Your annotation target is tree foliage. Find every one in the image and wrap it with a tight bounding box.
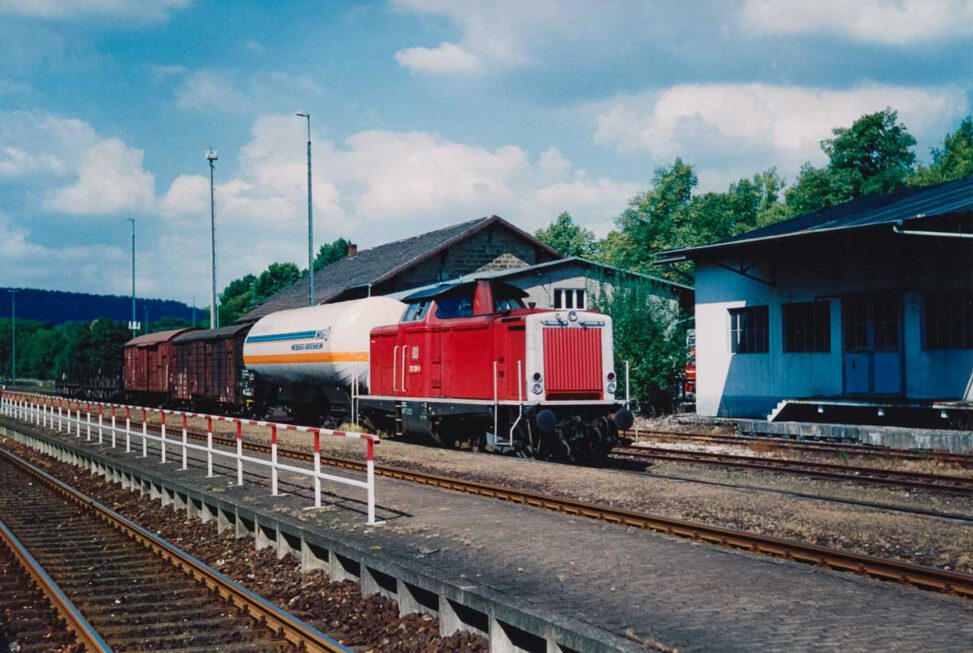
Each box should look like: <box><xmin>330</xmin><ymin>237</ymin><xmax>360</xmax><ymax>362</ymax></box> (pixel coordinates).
<box><xmin>534</xmin><ymin>212</ymin><xmax>596</xmax><ymax>257</ymax></box>
<box><xmin>912</xmin><ymin>117</ymin><xmax>973</xmax><ymax>186</ymax></box>
<box><xmin>0</xmin><ymin>318</ymin><xmax>128</xmax><ymax>383</ymax></box>
<box><xmin>591</xmin><ymin>281</ymin><xmax>686</xmax><ymax>411</ymax></box>
<box><xmin>786</xmin><ymin>108</ymin><xmax>916</xmax><ymax>213</ymax></box>
<box><xmin>314</xmin><ymin>237</ymin><xmax>352</xmax><ymax>271</ymax></box>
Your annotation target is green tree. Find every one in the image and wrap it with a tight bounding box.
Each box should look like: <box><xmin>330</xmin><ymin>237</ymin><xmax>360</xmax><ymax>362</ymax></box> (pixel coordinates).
<box><xmin>786</xmin><ymin>108</ymin><xmax>917</xmax><ymax>214</ymax></box>
<box><xmin>253</xmin><ymin>262</ymin><xmax>301</xmax><ymax>301</ymax></box>
<box><xmin>534</xmin><ymin>212</ymin><xmax>596</xmax><ymax>258</ymax></box>
<box><xmin>911</xmin><ymin>116</ymin><xmax>973</xmax><ymax>186</ymax></box>
<box><xmin>592</xmin><ymin>281</ymin><xmax>687</xmax><ymax>409</ymax></box>
<box><xmin>314</xmin><ymin>237</ymin><xmax>352</xmax><ymax>270</ymax></box>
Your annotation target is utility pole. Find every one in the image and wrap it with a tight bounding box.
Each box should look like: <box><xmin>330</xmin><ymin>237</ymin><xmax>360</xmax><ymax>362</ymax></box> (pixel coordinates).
<box><xmin>126</xmin><ymin>218</ymin><xmax>137</xmax><ymax>338</ymax></box>
<box><xmin>206</xmin><ymin>149</ymin><xmax>219</xmax><ymax>328</ymax></box>
<box><xmin>296</xmin><ymin>112</ymin><xmax>314</xmax><ymax>306</ymax></box>
<box><xmin>8</xmin><ymin>290</ymin><xmax>17</xmax><ymax>384</ymax></box>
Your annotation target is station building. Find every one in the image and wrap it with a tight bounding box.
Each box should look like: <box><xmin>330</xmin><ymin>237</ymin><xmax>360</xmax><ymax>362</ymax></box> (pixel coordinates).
<box><xmin>246</xmin><ymin>215</ymin><xmax>692</xmax><ymax>320</ymax></box>
<box><xmin>659</xmin><ymin>177</ymin><xmax>973</xmax><ymax>427</ymax></box>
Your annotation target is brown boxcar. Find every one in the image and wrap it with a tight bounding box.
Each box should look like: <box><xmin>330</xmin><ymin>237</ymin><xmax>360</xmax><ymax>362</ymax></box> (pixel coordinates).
<box><xmin>172</xmin><ymin>323</ymin><xmax>252</xmax><ymax>408</ymax></box>
<box><xmin>123</xmin><ymin>329</ymin><xmax>194</xmax><ymax>398</ymax></box>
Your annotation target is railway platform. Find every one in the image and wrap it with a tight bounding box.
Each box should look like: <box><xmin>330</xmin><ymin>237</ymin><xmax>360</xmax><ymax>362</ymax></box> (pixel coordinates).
<box><xmin>1</xmin><ymin>413</ymin><xmax>972</xmax><ymax>652</ymax></box>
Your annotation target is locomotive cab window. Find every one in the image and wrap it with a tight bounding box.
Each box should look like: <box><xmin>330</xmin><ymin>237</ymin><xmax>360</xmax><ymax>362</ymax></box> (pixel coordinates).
<box><xmin>494</xmin><ymin>285</ymin><xmax>526</xmax><ymax>313</ymax></box>
<box><xmin>435</xmin><ymin>288</ymin><xmax>475</xmax><ymax>319</ymax></box>
<box><xmin>402</xmin><ymin>300</ymin><xmax>431</xmax><ymax>322</ymax></box>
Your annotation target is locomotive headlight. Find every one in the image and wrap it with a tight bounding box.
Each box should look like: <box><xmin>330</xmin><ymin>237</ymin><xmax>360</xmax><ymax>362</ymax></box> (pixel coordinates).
<box><xmin>568</xmin><ymin>310</ymin><xmax>578</xmax><ymax>322</ymax></box>
<box><xmin>532</xmin><ymin>372</ymin><xmax>542</xmax><ymax>382</ymax></box>
<box><xmin>607</xmin><ymin>381</ymin><xmax>617</xmax><ymax>393</ymax></box>
<box><xmin>607</xmin><ymin>371</ymin><xmax>616</xmax><ymax>382</ymax></box>
<box><xmin>531</xmin><ymin>382</ymin><xmax>544</xmax><ymax>395</ymax></box>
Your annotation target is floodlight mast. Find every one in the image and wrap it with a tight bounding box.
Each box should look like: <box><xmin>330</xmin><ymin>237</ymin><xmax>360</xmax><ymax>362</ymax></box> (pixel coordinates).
<box><xmin>206</xmin><ymin>149</ymin><xmax>219</xmax><ymax>329</ymax></box>
<box><xmin>296</xmin><ymin>112</ymin><xmax>313</xmax><ymax>307</ymax></box>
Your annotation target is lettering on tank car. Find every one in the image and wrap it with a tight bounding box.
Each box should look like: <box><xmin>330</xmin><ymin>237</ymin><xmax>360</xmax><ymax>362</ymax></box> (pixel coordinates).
<box><xmin>290</xmin><ymin>342</ymin><xmax>325</xmax><ymax>351</ymax></box>
<box><xmin>315</xmin><ymin>328</ymin><xmax>332</xmax><ymax>341</ymax></box>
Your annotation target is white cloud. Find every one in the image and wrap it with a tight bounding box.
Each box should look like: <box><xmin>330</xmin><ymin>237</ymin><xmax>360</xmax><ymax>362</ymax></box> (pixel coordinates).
<box><xmin>742</xmin><ymin>0</ymin><xmax>973</xmax><ymax>44</ymax></box>
<box><xmin>391</xmin><ymin>0</ymin><xmax>648</xmax><ymax>73</ymax></box>
<box><xmin>395</xmin><ymin>41</ymin><xmax>481</xmax><ymax>74</ymax></box>
<box><xmin>0</xmin><ymin>0</ymin><xmax>190</xmax><ymax>22</ymax></box>
<box><xmin>593</xmin><ymin>83</ymin><xmax>969</xmax><ymax>189</ymax></box>
<box><xmin>45</xmin><ymin>138</ymin><xmax>155</xmax><ymax>215</ymax></box>
<box><xmin>174</xmin><ymin>69</ymin><xmax>324</xmax><ymax>114</ymax></box>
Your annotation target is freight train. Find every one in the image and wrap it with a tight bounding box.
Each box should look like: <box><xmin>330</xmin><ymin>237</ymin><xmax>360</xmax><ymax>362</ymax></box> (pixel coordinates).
<box><xmin>120</xmin><ymin>278</ymin><xmax>633</xmax><ymax>461</ymax></box>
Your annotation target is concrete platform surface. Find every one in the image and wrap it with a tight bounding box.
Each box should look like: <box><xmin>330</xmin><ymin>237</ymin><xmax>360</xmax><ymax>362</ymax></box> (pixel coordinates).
<box><xmin>3</xmin><ymin>415</ymin><xmax>972</xmax><ymax>652</ymax></box>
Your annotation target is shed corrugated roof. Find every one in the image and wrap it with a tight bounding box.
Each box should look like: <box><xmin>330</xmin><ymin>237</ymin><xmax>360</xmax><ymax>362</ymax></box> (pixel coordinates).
<box><xmin>242</xmin><ymin>215</ymin><xmax>560</xmax><ymax>320</ymax></box>
<box><xmin>125</xmin><ymin>328</ymin><xmax>193</xmax><ymax>347</ymax></box>
<box><xmin>658</xmin><ymin>176</ymin><xmax>973</xmax><ymax>261</ymax></box>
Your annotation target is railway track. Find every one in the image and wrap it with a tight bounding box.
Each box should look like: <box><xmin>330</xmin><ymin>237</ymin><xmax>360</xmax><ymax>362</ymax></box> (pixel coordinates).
<box><xmin>0</xmin><ymin>446</ymin><xmax>349</xmax><ymax>653</ymax></box>
<box><xmin>626</xmin><ymin>429</ymin><xmax>973</xmax><ymax>468</ymax></box>
<box><xmin>612</xmin><ymin>446</ymin><xmax>973</xmax><ymax>494</ymax></box>
<box><xmin>75</xmin><ymin>419</ymin><xmax>973</xmax><ymax>600</ymax></box>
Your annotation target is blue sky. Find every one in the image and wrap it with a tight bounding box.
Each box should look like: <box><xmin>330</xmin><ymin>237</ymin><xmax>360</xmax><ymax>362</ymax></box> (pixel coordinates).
<box><xmin>1</xmin><ymin>0</ymin><xmax>972</xmax><ymax>303</ymax></box>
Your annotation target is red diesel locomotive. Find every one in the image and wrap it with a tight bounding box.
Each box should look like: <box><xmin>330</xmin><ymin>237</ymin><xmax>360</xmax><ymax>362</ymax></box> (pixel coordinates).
<box><xmin>358</xmin><ymin>279</ymin><xmax>633</xmax><ymax>460</ymax></box>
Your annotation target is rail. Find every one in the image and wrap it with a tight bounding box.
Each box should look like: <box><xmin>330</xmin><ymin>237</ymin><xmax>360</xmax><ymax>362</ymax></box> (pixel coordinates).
<box><xmin>0</xmin><ymin>446</ymin><xmax>351</xmax><ymax>653</ymax></box>
<box><xmin>0</xmin><ymin>518</ymin><xmax>109</xmax><ymax>652</ymax></box>
<box><xmin>1</xmin><ymin>390</ymin><xmax>382</xmax><ymax>525</ymax></box>
<box><xmin>613</xmin><ymin>446</ymin><xmax>973</xmax><ymax>494</ymax></box>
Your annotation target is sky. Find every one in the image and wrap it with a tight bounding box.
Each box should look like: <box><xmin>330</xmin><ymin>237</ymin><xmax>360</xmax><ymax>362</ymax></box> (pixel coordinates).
<box><xmin>1</xmin><ymin>0</ymin><xmax>972</xmax><ymax>304</ymax></box>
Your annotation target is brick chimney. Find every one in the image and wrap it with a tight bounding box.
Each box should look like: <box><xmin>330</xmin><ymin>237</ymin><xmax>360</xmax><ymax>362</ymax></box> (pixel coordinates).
<box><xmin>346</xmin><ymin>243</ymin><xmax>358</xmax><ymax>258</ymax></box>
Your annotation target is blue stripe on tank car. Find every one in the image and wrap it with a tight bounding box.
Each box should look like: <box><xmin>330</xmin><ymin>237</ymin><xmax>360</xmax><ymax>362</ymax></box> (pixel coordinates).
<box><xmin>245</xmin><ymin>330</ymin><xmax>318</xmax><ymax>343</ymax></box>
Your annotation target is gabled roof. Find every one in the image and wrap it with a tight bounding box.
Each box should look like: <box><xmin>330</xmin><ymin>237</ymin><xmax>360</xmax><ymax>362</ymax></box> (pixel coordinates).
<box><xmin>173</xmin><ymin>323</ymin><xmax>252</xmax><ymax>344</ymax></box>
<box><xmin>125</xmin><ymin>328</ymin><xmax>193</xmax><ymax>347</ymax></box>
<box><xmin>658</xmin><ymin>176</ymin><xmax>973</xmax><ymax>262</ymax></box>
<box><xmin>242</xmin><ymin>215</ymin><xmax>560</xmax><ymax>320</ymax></box>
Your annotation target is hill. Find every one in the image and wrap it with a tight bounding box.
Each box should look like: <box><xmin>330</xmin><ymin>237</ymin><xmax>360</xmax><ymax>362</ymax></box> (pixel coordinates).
<box><xmin>0</xmin><ymin>287</ymin><xmax>196</xmax><ymax>326</ymax></box>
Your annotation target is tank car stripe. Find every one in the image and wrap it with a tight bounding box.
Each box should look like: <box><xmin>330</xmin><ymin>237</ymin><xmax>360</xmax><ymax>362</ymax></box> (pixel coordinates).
<box><xmin>245</xmin><ymin>330</ymin><xmax>318</xmax><ymax>343</ymax></box>
<box><xmin>243</xmin><ymin>351</ymin><xmax>369</xmax><ymax>364</ymax></box>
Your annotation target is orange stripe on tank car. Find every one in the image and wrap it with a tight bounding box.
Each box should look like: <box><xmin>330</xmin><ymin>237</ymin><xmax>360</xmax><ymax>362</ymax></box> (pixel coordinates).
<box><xmin>243</xmin><ymin>352</ymin><xmax>369</xmax><ymax>365</ymax></box>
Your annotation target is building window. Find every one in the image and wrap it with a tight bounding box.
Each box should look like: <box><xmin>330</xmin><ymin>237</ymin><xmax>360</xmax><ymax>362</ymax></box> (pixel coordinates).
<box><xmin>924</xmin><ymin>291</ymin><xmax>973</xmax><ymax>350</ymax></box>
<box><xmin>554</xmin><ymin>288</ymin><xmax>586</xmax><ymax>310</ymax></box>
<box><xmin>729</xmin><ymin>306</ymin><xmax>768</xmax><ymax>354</ymax></box>
<box><xmin>783</xmin><ymin>301</ymin><xmax>831</xmax><ymax>353</ymax></box>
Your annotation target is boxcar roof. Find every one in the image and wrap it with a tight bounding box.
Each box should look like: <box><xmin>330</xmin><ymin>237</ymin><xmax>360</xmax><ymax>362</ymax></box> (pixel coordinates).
<box><xmin>125</xmin><ymin>328</ymin><xmax>194</xmax><ymax>347</ymax></box>
<box><xmin>172</xmin><ymin>323</ymin><xmax>253</xmax><ymax>344</ymax></box>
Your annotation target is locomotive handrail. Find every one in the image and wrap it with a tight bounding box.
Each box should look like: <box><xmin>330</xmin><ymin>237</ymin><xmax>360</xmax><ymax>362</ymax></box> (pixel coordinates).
<box><xmin>1</xmin><ymin>390</ymin><xmax>382</xmax><ymax>525</ymax></box>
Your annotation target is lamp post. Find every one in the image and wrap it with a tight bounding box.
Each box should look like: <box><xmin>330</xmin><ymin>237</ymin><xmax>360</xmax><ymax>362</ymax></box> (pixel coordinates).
<box><xmin>126</xmin><ymin>218</ymin><xmax>137</xmax><ymax>338</ymax></box>
<box><xmin>206</xmin><ymin>149</ymin><xmax>219</xmax><ymax>328</ymax></box>
<box><xmin>296</xmin><ymin>112</ymin><xmax>313</xmax><ymax>307</ymax></box>
<box><xmin>8</xmin><ymin>290</ymin><xmax>16</xmax><ymax>384</ymax></box>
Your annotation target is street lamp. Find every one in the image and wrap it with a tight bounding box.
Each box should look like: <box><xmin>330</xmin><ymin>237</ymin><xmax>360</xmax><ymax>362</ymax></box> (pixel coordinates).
<box><xmin>296</xmin><ymin>112</ymin><xmax>313</xmax><ymax>307</ymax></box>
<box><xmin>126</xmin><ymin>218</ymin><xmax>137</xmax><ymax>338</ymax></box>
<box><xmin>206</xmin><ymin>148</ymin><xmax>219</xmax><ymax>329</ymax></box>
<box><xmin>8</xmin><ymin>289</ymin><xmax>16</xmax><ymax>384</ymax></box>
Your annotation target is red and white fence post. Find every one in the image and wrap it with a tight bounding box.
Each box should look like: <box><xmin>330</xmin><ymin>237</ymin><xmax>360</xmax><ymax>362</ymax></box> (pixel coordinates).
<box><xmin>181</xmin><ymin>414</ymin><xmax>188</xmax><ymax>471</ymax></box>
<box><xmin>313</xmin><ymin>429</ymin><xmax>322</xmax><ymax>508</ymax></box>
<box><xmin>235</xmin><ymin>420</ymin><xmax>243</xmax><ymax>486</ymax></box>
<box><xmin>85</xmin><ymin>403</ymin><xmax>92</xmax><ymax>441</ymax></box>
<box><xmin>270</xmin><ymin>424</ymin><xmax>279</xmax><ymax>496</ymax></box>
<box><xmin>125</xmin><ymin>407</ymin><xmax>132</xmax><ymax>453</ymax></box>
<box><xmin>366</xmin><ymin>438</ymin><xmax>377</xmax><ymax>525</ymax></box>
<box><xmin>160</xmin><ymin>412</ymin><xmax>167</xmax><ymax>464</ymax></box>
<box><xmin>110</xmin><ymin>406</ymin><xmax>117</xmax><ymax>448</ymax></box>
<box><xmin>206</xmin><ymin>416</ymin><xmax>214</xmax><ymax>477</ymax></box>
<box><xmin>97</xmin><ymin>405</ymin><xmax>104</xmax><ymax>444</ymax></box>
<box><xmin>140</xmin><ymin>408</ymin><xmax>148</xmax><ymax>458</ymax></box>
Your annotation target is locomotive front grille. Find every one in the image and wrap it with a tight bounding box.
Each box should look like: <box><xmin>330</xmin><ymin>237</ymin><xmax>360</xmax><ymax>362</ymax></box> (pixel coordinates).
<box><xmin>542</xmin><ymin>327</ymin><xmax>603</xmax><ymax>398</ymax></box>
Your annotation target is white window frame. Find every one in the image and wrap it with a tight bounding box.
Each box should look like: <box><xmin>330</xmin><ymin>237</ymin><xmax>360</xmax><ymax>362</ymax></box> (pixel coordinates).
<box><xmin>553</xmin><ymin>287</ymin><xmax>586</xmax><ymax>310</ymax></box>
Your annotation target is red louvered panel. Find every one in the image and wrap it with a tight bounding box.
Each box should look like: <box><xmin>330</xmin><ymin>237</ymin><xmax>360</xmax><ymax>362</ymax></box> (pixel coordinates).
<box><xmin>543</xmin><ymin>328</ymin><xmax>602</xmax><ymax>398</ymax></box>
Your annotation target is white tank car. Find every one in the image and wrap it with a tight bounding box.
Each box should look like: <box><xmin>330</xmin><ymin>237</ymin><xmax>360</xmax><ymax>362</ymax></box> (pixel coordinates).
<box><xmin>243</xmin><ymin>297</ymin><xmax>405</xmax><ymax>389</ymax></box>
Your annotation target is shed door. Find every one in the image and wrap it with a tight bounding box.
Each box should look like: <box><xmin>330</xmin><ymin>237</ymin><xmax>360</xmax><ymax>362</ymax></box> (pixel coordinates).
<box><xmin>842</xmin><ymin>295</ymin><xmax>902</xmax><ymax>396</ymax></box>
